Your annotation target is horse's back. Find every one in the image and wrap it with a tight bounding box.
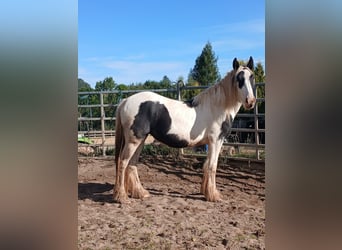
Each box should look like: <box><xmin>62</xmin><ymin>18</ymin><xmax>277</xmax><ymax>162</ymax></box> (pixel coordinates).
<box><xmin>121</xmin><ymin>91</ymin><xmax>180</xmax><ymax>116</ymax></box>
<box><xmin>118</xmin><ymin>91</ymin><xmax>174</xmax><ymax>128</ymax></box>
<box><xmin>126</xmin><ymin>91</ymin><xmax>170</xmax><ymax>104</ymax></box>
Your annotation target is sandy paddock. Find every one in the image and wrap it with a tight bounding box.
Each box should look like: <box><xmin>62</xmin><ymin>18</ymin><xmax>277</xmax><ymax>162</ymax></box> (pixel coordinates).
<box><xmin>78</xmin><ymin>155</ymin><xmax>265</xmax><ymax>249</ymax></box>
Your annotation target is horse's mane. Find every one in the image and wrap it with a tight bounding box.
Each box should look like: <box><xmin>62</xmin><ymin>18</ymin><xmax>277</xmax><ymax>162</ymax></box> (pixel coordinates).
<box><xmin>191</xmin><ymin>70</ymin><xmax>238</xmax><ymax>108</ymax></box>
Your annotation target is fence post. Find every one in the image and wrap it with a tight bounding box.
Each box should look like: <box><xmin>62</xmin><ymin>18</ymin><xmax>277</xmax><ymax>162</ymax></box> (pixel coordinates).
<box><xmin>254</xmin><ymin>91</ymin><xmax>260</xmax><ymax>160</ymax></box>
<box><xmin>176</xmin><ymin>80</ymin><xmax>181</xmax><ymax>101</ymax></box>
<box><xmin>177</xmin><ymin>80</ymin><xmax>184</xmax><ymax>156</ymax></box>
<box><xmin>100</xmin><ymin>92</ymin><xmax>106</xmax><ymax>156</ymax></box>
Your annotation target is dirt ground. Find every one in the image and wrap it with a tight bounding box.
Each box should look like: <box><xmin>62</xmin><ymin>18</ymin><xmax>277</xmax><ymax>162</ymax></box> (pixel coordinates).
<box><xmin>78</xmin><ymin>155</ymin><xmax>265</xmax><ymax>249</ymax></box>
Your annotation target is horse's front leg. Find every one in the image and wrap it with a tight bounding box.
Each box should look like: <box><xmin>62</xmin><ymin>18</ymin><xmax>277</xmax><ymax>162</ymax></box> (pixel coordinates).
<box><xmin>201</xmin><ymin>140</ymin><xmax>224</xmax><ymax>202</ymax></box>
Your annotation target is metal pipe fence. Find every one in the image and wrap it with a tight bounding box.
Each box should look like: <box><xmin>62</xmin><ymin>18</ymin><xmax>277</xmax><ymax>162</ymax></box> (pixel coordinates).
<box><xmin>78</xmin><ymin>82</ymin><xmax>265</xmax><ymax>161</ymax></box>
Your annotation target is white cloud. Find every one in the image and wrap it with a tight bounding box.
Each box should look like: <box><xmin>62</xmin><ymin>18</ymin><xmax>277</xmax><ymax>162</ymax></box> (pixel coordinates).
<box><xmin>79</xmin><ymin>59</ymin><xmax>190</xmax><ymax>85</ymax></box>
<box><xmin>104</xmin><ymin>60</ymin><xmax>181</xmax><ymax>72</ymax></box>
<box><xmin>103</xmin><ymin>60</ymin><xmax>189</xmax><ymax>84</ymax></box>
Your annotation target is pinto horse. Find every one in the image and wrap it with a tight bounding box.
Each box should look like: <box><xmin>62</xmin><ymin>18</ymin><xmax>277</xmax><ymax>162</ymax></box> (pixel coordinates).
<box><xmin>114</xmin><ymin>57</ymin><xmax>256</xmax><ymax>203</ymax></box>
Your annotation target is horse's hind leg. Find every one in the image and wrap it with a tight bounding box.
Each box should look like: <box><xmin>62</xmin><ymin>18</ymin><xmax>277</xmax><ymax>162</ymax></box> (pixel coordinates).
<box><xmin>125</xmin><ymin>140</ymin><xmax>150</xmax><ymax>199</ymax></box>
<box><xmin>128</xmin><ymin>138</ymin><xmax>144</xmax><ymax>166</ymax></box>
<box><xmin>114</xmin><ymin>140</ymin><xmax>142</xmax><ymax>203</ymax></box>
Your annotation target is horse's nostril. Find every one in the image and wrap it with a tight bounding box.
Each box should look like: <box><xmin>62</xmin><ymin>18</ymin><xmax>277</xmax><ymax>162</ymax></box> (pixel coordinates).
<box><xmin>246</xmin><ymin>97</ymin><xmax>256</xmax><ymax>106</ymax></box>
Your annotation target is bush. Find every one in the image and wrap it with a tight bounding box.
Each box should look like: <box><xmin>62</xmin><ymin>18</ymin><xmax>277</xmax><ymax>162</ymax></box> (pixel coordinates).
<box><xmin>141</xmin><ymin>144</ymin><xmax>179</xmax><ymax>157</ymax></box>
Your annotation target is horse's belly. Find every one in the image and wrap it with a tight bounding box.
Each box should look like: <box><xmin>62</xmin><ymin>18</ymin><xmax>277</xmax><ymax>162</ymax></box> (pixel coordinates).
<box><xmin>167</xmin><ymin>110</ymin><xmax>206</xmax><ymax>147</ymax></box>
<box><xmin>151</xmin><ymin>113</ymin><xmax>200</xmax><ymax>148</ymax></box>
<box><xmin>151</xmin><ymin>132</ymin><xmax>189</xmax><ymax>148</ymax></box>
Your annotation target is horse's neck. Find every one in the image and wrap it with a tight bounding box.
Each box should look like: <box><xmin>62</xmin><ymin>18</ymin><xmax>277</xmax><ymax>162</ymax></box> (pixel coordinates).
<box><xmin>193</xmin><ymin>77</ymin><xmax>241</xmax><ymax>120</ymax></box>
<box><xmin>209</xmin><ymin>97</ymin><xmax>241</xmax><ymax>126</ymax></box>
<box><xmin>227</xmin><ymin>102</ymin><xmax>242</xmax><ymax>121</ymax></box>
<box><xmin>216</xmin><ymin>76</ymin><xmax>241</xmax><ymax>120</ymax></box>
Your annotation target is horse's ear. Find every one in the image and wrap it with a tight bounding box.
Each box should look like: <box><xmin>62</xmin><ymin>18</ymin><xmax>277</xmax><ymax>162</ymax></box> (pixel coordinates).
<box><xmin>247</xmin><ymin>56</ymin><xmax>254</xmax><ymax>70</ymax></box>
<box><xmin>233</xmin><ymin>58</ymin><xmax>239</xmax><ymax>70</ymax></box>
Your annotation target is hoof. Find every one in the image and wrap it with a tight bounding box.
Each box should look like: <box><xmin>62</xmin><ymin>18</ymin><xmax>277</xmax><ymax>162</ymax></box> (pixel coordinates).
<box><xmin>131</xmin><ymin>189</ymin><xmax>150</xmax><ymax>199</ymax></box>
<box><xmin>206</xmin><ymin>195</ymin><xmax>222</xmax><ymax>202</ymax></box>
<box><xmin>113</xmin><ymin>190</ymin><xmax>129</xmax><ymax>204</ymax></box>
<box><xmin>204</xmin><ymin>189</ymin><xmax>223</xmax><ymax>202</ymax></box>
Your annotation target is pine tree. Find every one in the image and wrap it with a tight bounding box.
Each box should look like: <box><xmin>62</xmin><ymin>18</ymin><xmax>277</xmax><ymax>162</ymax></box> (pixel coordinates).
<box><xmin>254</xmin><ymin>62</ymin><xmax>265</xmax><ymax>84</ymax></box>
<box><xmin>160</xmin><ymin>75</ymin><xmax>172</xmax><ymax>88</ymax></box>
<box><xmin>190</xmin><ymin>42</ymin><xmax>221</xmax><ymax>86</ymax></box>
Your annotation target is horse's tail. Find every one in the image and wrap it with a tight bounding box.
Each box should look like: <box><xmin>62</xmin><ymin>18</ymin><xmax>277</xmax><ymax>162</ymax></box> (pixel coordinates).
<box><xmin>115</xmin><ymin>99</ymin><xmax>126</xmax><ymax>183</ymax></box>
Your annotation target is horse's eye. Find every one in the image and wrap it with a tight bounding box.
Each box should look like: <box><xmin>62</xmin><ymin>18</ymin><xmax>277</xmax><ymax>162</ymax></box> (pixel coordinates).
<box><xmin>250</xmin><ymin>74</ymin><xmax>254</xmax><ymax>79</ymax></box>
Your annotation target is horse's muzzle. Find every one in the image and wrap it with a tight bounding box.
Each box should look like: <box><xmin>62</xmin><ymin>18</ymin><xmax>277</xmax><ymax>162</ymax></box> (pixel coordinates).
<box><xmin>245</xmin><ymin>97</ymin><xmax>256</xmax><ymax>109</ymax></box>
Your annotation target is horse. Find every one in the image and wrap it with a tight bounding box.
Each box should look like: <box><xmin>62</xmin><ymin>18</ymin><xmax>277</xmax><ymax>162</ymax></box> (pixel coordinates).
<box><xmin>113</xmin><ymin>57</ymin><xmax>256</xmax><ymax>203</ymax></box>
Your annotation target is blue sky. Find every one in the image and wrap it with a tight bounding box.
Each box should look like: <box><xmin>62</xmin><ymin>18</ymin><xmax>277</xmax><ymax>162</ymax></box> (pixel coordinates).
<box><xmin>79</xmin><ymin>1</ymin><xmax>265</xmax><ymax>87</ymax></box>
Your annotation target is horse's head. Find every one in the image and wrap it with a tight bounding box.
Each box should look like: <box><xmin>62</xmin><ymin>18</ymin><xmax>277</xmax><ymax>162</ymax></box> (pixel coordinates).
<box><xmin>232</xmin><ymin>57</ymin><xmax>256</xmax><ymax>110</ymax></box>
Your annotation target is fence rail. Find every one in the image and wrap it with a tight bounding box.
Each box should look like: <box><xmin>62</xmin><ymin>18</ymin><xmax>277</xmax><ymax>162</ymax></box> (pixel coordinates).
<box><xmin>78</xmin><ymin>82</ymin><xmax>265</xmax><ymax>161</ymax></box>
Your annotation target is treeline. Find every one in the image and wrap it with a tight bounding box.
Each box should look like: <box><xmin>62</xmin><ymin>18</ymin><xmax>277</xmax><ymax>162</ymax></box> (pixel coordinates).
<box><xmin>78</xmin><ymin>42</ymin><xmax>265</xmax><ymax>132</ymax></box>
<box><xmin>78</xmin><ymin>76</ymin><xmax>181</xmax><ymax>131</ymax></box>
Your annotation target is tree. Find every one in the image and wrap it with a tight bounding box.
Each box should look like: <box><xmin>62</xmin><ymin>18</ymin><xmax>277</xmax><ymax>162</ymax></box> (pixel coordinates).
<box><xmin>254</xmin><ymin>62</ymin><xmax>265</xmax><ymax>99</ymax></box>
<box><xmin>190</xmin><ymin>42</ymin><xmax>221</xmax><ymax>86</ymax></box>
<box><xmin>183</xmin><ymin>71</ymin><xmax>201</xmax><ymax>100</ymax></box>
<box><xmin>94</xmin><ymin>77</ymin><xmax>117</xmax><ymax>128</ymax></box>
<box><xmin>115</xmin><ymin>84</ymin><xmax>129</xmax><ymax>91</ymax></box>
<box><xmin>160</xmin><ymin>75</ymin><xmax>172</xmax><ymax>88</ymax></box>
<box><xmin>254</xmin><ymin>62</ymin><xmax>265</xmax><ymax>114</ymax></box>
<box><xmin>143</xmin><ymin>80</ymin><xmax>160</xmax><ymax>89</ymax></box>
<box><xmin>142</xmin><ymin>76</ymin><xmax>173</xmax><ymax>90</ymax></box>
<box><xmin>78</xmin><ymin>78</ymin><xmax>93</xmax><ymax>120</ymax></box>
<box><xmin>78</xmin><ymin>78</ymin><xmax>93</xmax><ymax>91</ymax></box>
<box><xmin>95</xmin><ymin>77</ymin><xmax>116</xmax><ymax>91</ymax></box>
<box><xmin>78</xmin><ymin>79</ymin><xmax>94</xmax><ymax>131</ymax></box>
<box><xmin>254</xmin><ymin>62</ymin><xmax>265</xmax><ymax>83</ymax></box>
